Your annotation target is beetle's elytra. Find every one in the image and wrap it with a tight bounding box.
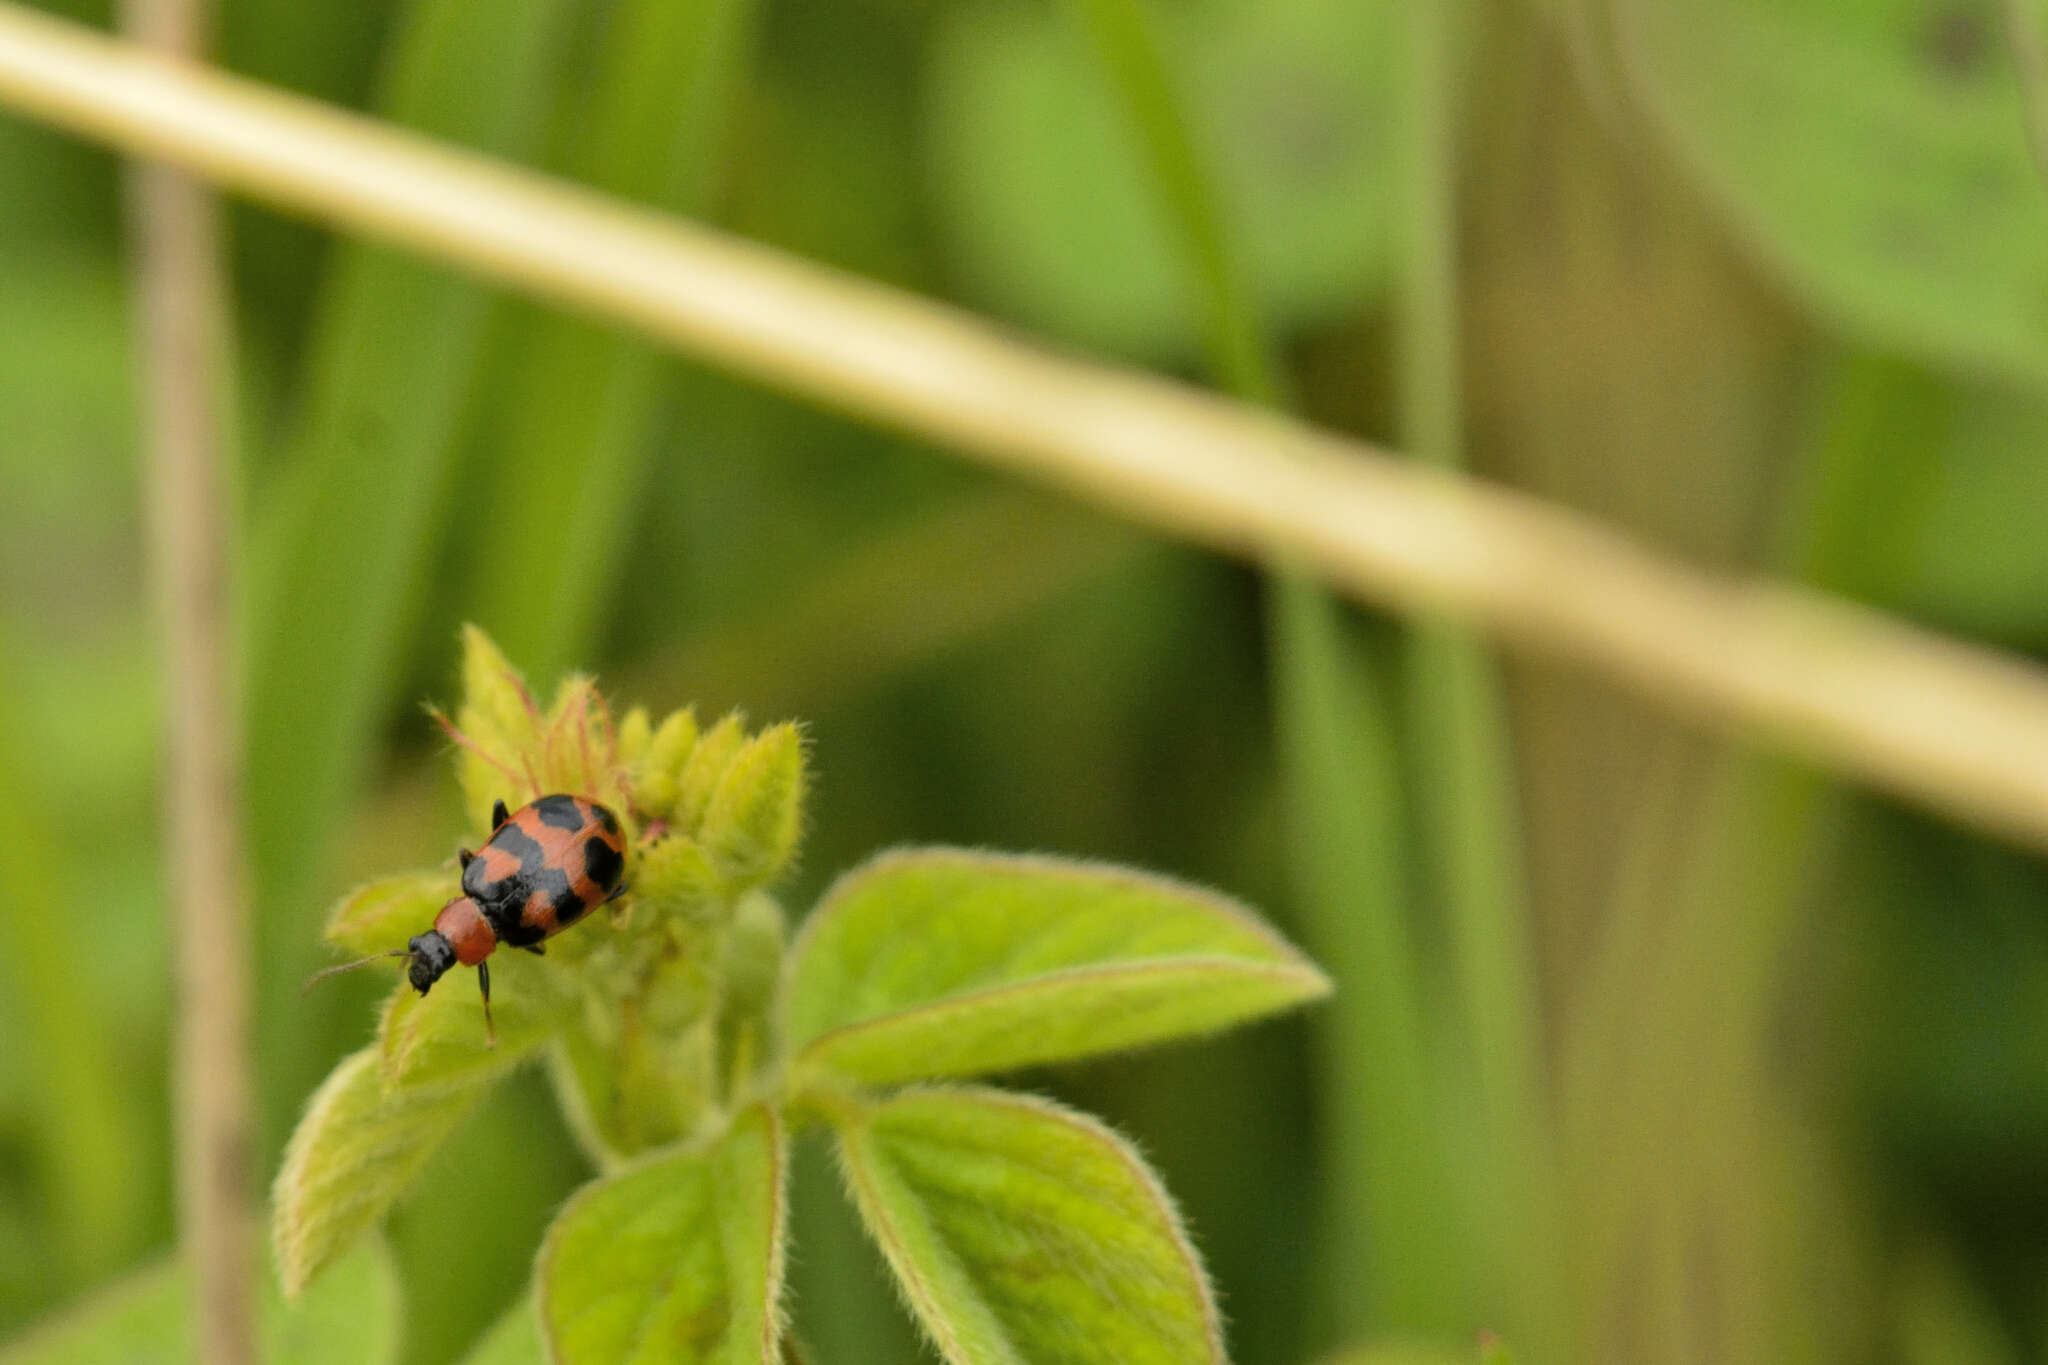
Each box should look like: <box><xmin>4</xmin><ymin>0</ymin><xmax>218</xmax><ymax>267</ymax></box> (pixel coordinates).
<box><xmin>309</xmin><ymin>793</ymin><xmax>628</xmax><ymax>1045</ymax></box>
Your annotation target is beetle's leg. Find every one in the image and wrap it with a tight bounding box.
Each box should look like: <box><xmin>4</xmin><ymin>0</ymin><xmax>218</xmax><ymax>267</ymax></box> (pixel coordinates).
<box><xmin>458</xmin><ymin>847</ymin><xmax>474</xmax><ymax>870</ymax></box>
<box><xmin>523</xmin><ymin>944</ymin><xmax>546</xmax><ymax>956</ymax></box>
<box><xmin>477</xmin><ymin>961</ymin><xmax>497</xmax><ymax>1049</ymax></box>
<box><xmin>491</xmin><ymin>799</ymin><xmax>510</xmax><ymax>831</ymax></box>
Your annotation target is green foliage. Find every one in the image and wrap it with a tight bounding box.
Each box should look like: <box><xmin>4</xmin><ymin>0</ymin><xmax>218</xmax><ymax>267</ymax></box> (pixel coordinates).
<box><xmin>272</xmin><ymin>1047</ymin><xmax>524</xmax><ymax>1298</ymax></box>
<box><xmin>1621</xmin><ymin>0</ymin><xmax>2048</xmax><ymax>382</ymax></box>
<box><xmin>833</xmin><ymin>1086</ymin><xmax>1223</xmax><ymax>1365</ymax></box>
<box><xmin>375</xmin><ymin>951</ymin><xmax>565</xmax><ymax>1088</ymax></box>
<box><xmin>927</xmin><ymin>0</ymin><xmax>1394</xmax><ymax>359</ymax></box>
<box><xmin>0</xmin><ymin>1241</ymin><xmax>398</xmax><ymax>1365</ymax></box>
<box><xmin>537</xmin><ymin>1106</ymin><xmax>786</xmax><ymax>1365</ymax></box>
<box><xmin>783</xmin><ymin>849</ymin><xmax>1328</xmax><ymax>1087</ymax></box>
<box><xmin>324</xmin><ymin>873</ymin><xmax>450</xmax><ymax>957</ymax></box>
<box><xmin>268</xmin><ymin>631</ymin><xmax>1323</xmax><ymax>1362</ymax></box>
<box><xmin>453</xmin><ymin>0</ymin><xmax>761</xmax><ymax>683</ymax></box>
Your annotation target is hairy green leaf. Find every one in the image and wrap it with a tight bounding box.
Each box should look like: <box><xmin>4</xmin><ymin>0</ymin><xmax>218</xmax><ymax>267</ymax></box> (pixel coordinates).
<box><xmin>1619</xmin><ymin>0</ymin><xmax>2048</xmax><ymax>380</ymax></box>
<box><xmin>784</xmin><ymin>849</ymin><xmax>1328</xmax><ymax>1086</ymax></box>
<box><xmin>324</xmin><ymin>871</ymin><xmax>452</xmax><ymax>957</ymax></box>
<box><xmin>449</xmin><ymin>623</ymin><xmax>546</xmax><ymax>835</ymax></box>
<box><xmin>0</xmin><ymin>1240</ymin><xmax>399</xmax><ymax>1365</ymax></box>
<box><xmin>376</xmin><ymin>950</ymin><xmax>562</xmax><ymax>1090</ymax></box>
<box><xmin>273</xmin><ymin>1042</ymin><xmax>530</xmax><ymax>1296</ymax></box>
<box><xmin>547</xmin><ymin>1002</ymin><xmax>717</xmax><ymax>1164</ymax></box>
<box><xmin>834</xmin><ymin>1086</ymin><xmax>1223</xmax><ymax>1365</ymax></box>
<box><xmin>538</xmin><ymin>1105</ymin><xmax>787</xmax><ymax>1365</ymax></box>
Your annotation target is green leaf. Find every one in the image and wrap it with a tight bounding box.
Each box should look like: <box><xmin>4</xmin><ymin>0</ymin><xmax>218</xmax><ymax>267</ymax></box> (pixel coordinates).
<box><xmin>376</xmin><ymin>949</ymin><xmax>563</xmax><ymax>1090</ymax></box>
<box><xmin>784</xmin><ymin>848</ymin><xmax>1328</xmax><ymax>1087</ymax></box>
<box><xmin>273</xmin><ymin>1041</ymin><xmax>530</xmax><ymax>1296</ymax></box>
<box><xmin>1619</xmin><ymin>0</ymin><xmax>2048</xmax><ymax>380</ymax></box>
<box><xmin>927</xmin><ymin>0</ymin><xmax>1394</xmax><ymax>359</ymax></box>
<box><xmin>1895</xmin><ymin>380</ymin><xmax>2048</xmax><ymax>646</ymax></box>
<box><xmin>537</xmin><ymin>1105</ymin><xmax>787</xmax><ymax>1365</ymax></box>
<box><xmin>324</xmin><ymin>871</ymin><xmax>452</xmax><ymax>957</ymax></box>
<box><xmin>547</xmin><ymin>1000</ymin><xmax>717</xmax><ymax>1164</ymax></box>
<box><xmin>0</xmin><ymin>1240</ymin><xmax>399</xmax><ymax>1365</ymax></box>
<box><xmin>833</xmin><ymin>1086</ymin><xmax>1223</xmax><ymax>1365</ymax></box>
<box><xmin>456</xmin><ymin>1298</ymin><xmax>544</xmax><ymax>1365</ymax></box>
<box><xmin>449</xmin><ymin>624</ymin><xmax>545</xmax><ymax>835</ymax></box>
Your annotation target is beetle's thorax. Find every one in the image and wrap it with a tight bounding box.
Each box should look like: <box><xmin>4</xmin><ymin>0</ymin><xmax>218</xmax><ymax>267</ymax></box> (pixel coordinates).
<box><xmin>431</xmin><ymin>895</ymin><xmax>498</xmax><ymax>967</ymax></box>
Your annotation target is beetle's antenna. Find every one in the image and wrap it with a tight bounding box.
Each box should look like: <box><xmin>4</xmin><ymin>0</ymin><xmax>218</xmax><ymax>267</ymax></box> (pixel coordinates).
<box><xmin>301</xmin><ymin>950</ymin><xmax>410</xmax><ymax>994</ymax></box>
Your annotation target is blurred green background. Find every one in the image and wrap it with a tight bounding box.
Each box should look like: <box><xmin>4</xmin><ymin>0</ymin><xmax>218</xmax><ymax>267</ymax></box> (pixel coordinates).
<box><xmin>8</xmin><ymin>0</ymin><xmax>2048</xmax><ymax>1360</ymax></box>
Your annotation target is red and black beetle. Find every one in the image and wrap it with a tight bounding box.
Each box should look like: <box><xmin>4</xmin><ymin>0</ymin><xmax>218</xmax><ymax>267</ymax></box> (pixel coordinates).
<box><xmin>311</xmin><ymin>793</ymin><xmax>628</xmax><ymax>1043</ymax></box>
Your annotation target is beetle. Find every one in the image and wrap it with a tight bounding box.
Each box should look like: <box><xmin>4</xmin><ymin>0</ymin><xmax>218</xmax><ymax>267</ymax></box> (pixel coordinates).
<box><xmin>309</xmin><ymin>793</ymin><xmax>628</xmax><ymax>1044</ymax></box>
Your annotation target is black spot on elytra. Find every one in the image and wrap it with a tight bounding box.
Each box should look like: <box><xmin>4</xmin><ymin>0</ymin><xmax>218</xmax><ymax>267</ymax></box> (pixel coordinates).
<box><xmin>583</xmin><ymin>835</ymin><xmax>624</xmax><ymax>895</ymax></box>
<box><xmin>553</xmin><ymin>882</ymin><xmax>587</xmax><ymax>926</ymax></box>
<box><xmin>534</xmin><ymin>794</ymin><xmax>588</xmax><ymax>831</ymax></box>
<box><xmin>464</xmin><ymin>819</ymin><xmax>543</xmax><ymax>902</ymax></box>
<box><xmin>592</xmin><ymin>803</ymin><xmax>620</xmax><ymax>834</ymax></box>
<box><xmin>494</xmin><ymin>910</ymin><xmax>553</xmax><ymax>947</ymax></box>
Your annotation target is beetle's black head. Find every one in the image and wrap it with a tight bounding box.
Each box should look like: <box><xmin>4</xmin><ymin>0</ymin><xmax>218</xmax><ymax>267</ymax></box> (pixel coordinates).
<box><xmin>406</xmin><ymin>930</ymin><xmax>456</xmax><ymax>993</ymax></box>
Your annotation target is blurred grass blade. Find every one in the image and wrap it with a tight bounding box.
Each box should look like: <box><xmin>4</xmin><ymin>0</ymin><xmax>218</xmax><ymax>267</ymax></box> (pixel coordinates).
<box><xmin>456</xmin><ymin>0</ymin><xmax>760</xmax><ymax>680</ymax></box>
<box><xmin>14</xmin><ymin>7</ymin><xmax>2048</xmax><ymax>850</ymax></box>
<box><xmin>645</xmin><ymin>490</ymin><xmax>1140</xmax><ymax>714</ymax></box>
<box><xmin>0</xmin><ymin>643</ymin><xmax>152</xmax><ymax>1287</ymax></box>
<box><xmin>1271</xmin><ymin>584</ymin><xmax>1465</xmax><ymax>1332</ymax></box>
<box><xmin>1058</xmin><ymin>0</ymin><xmax>1273</xmax><ymax>404</ymax></box>
<box><xmin>1389</xmin><ymin>0</ymin><xmax>1551</xmax><ymax>1345</ymax></box>
<box><xmin>1564</xmin><ymin>352</ymin><xmax>1948</xmax><ymax>1359</ymax></box>
<box><xmin>1063</xmin><ymin>0</ymin><xmax>1462</xmax><ymax>1335</ymax></box>
<box><xmin>242</xmin><ymin>0</ymin><xmax>576</xmax><ymax>1151</ymax></box>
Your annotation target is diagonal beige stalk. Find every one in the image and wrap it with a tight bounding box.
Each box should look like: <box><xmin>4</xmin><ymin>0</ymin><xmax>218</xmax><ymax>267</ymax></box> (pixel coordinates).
<box><xmin>119</xmin><ymin>0</ymin><xmax>251</xmax><ymax>1360</ymax></box>
<box><xmin>10</xmin><ymin>4</ymin><xmax>2048</xmax><ymax>849</ymax></box>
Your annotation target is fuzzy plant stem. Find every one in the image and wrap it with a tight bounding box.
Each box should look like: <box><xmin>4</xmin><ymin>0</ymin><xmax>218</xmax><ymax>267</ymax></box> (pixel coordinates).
<box><xmin>121</xmin><ymin>0</ymin><xmax>252</xmax><ymax>1359</ymax></box>
<box><xmin>11</xmin><ymin>6</ymin><xmax>2048</xmax><ymax>850</ymax></box>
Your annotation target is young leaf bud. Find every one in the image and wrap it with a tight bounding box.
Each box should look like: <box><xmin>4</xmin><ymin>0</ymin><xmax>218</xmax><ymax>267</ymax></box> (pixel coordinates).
<box><xmin>701</xmin><ymin>723</ymin><xmax>807</xmax><ymax>891</ymax></box>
